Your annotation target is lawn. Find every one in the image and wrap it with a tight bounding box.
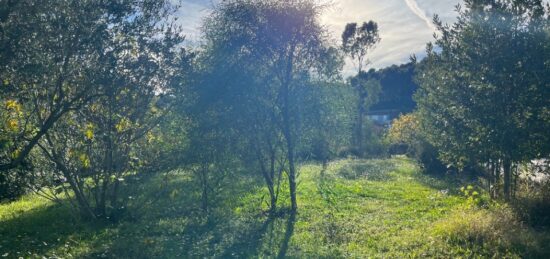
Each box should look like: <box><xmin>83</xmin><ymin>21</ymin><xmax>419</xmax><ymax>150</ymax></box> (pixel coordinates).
<box><xmin>1</xmin><ymin>157</ymin><xmax>549</xmax><ymax>258</ymax></box>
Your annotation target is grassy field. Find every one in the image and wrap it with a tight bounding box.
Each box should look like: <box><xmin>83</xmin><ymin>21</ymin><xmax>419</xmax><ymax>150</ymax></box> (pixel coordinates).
<box><xmin>1</xmin><ymin>157</ymin><xmax>549</xmax><ymax>258</ymax></box>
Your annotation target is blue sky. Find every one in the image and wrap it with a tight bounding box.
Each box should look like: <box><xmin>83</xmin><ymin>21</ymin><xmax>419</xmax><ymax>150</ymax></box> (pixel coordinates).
<box><xmin>175</xmin><ymin>0</ymin><xmax>462</xmax><ymax>75</ymax></box>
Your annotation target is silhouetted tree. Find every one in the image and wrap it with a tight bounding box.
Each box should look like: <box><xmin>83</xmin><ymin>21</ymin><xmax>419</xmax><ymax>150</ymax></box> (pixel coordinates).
<box><xmin>342</xmin><ymin>21</ymin><xmax>381</xmax><ymax>157</ymax></box>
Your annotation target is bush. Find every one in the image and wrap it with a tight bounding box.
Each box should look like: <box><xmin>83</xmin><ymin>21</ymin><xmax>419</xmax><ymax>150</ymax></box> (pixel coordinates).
<box><xmin>0</xmin><ymin>170</ymin><xmax>27</xmax><ymax>202</ymax></box>
<box><xmin>362</xmin><ymin>120</ymin><xmax>387</xmax><ymax>158</ymax></box>
<box><xmin>433</xmin><ymin>205</ymin><xmax>547</xmax><ymax>257</ymax></box>
<box><xmin>386</xmin><ymin>113</ymin><xmax>445</xmax><ymax>173</ymax></box>
<box><xmin>514</xmin><ymin>169</ymin><xmax>550</xmax><ymax>227</ymax></box>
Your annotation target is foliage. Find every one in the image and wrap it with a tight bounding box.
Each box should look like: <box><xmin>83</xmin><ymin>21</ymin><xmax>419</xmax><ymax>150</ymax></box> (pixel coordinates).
<box><xmin>195</xmin><ymin>0</ymin><xmax>343</xmax><ymax>212</ymax></box>
<box><xmin>387</xmin><ymin>113</ymin><xmax>420</xmax><ymax>146</ymax></box>
<box><xmin>415</xmin><ymin>0</ymin><xmax>550</xmax><ymax>199</ymax></box>
<box><xmin>367</xmin><ymin>62</ymin><xmax>418</xmax><ymax>113</ymax></box>
<box><xmin>432</xmin><ymin>205</ymin><xmax>548</xmax><ymax>258</ymax></box>
<box><xmin>387</xmin><ymin>113</ymin><xmax>445</xmax><ymax>172</ymax></box>
<box><xmin>341</xmin><ymin>20</ymin><xmax>381</xmax><ymax>158</ymax></box>
<box><xmin>342</xmin><ymin>21</ymin><xmax>381</xmax><ymax>73</ymax></box>
<box><xmin>0</xmin><ymin>0</ymin><xmax>189</xmax><ymax>219</ymax></box>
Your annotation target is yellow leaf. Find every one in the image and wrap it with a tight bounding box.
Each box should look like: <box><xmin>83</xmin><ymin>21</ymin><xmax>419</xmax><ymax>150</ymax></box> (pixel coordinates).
<box><xmin>5</xmin><ymin>100</ymin><xmax>21</xmax><ymax>113</ymax></box>
<box><xmin>84</xmin><ymin>124</ymin><xmax>94</xmax><ymax>140</ymax></box>
<box><xmin>146</xmin><ymin>132</ymin><xmax>156</xmax><ymax>143</ymax></box>
<box><xmin>7</xmin><ymin>119</ymin><xmax>18</xmax><ymax>131</ymax></box>
<box><xmin>116</xmin><ymin>118</ymin><xmax>131</xmax><ymax>133</ymax></box>
<box><xmin>79</xmin><ymin>153</ymin><xmax>91</xmax><ymax>169</ymax></box>
<box><xmin>11</xmin><ymin>149</ymin><xmax>20</xmax><ymax>159</ymax></box>
<box><xmin>85</xmin><ymin>129</ymin><xmax>94</xmax><ymax>140</ymax></box>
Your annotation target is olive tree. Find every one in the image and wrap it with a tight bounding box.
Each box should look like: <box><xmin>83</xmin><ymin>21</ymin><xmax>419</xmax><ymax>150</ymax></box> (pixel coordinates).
<box><xmin>416</xmin><ymin>0</ymin><xmax>550</xmax><ymax>200</ymax></box>
<box><xmin>0</xmin><ymin>0</ymin><xmax>188</xmax><ymax>219</ymax></box>
<box><xmin>199</xmin><ymin>0</ymin><xmax>342</xmax><ymax>212</ymax></box>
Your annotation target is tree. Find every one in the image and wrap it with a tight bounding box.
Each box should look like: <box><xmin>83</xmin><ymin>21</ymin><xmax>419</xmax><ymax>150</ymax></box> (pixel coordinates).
<box><xmin>0</xmin><ymin>1</ymin><xmax>183</xmax><ymax>171</ymax></box>
<box><xmin>415</xmin><ymin>0</ymin><xmax>550</xmax><ymax>200</ymax></box>
<box><xmin>341</xmin><ymin>21</ymin><xmax>381</xmax><ymax>157</ymax></box>
<box><xmin>0</xmin><ymin>0</ymin><xmax>188</xmax><ymax>219</ymax></box>
<box><xmin>342</xmin><ymin>21</ymin><xmax>381</xmax><ymax>73</ymax></box>
<box><xmin>369</xmin><ymin>62</ymin><xmax>417</xmax><ymax>114</ymax></box>
<box><xmin>199</xmin><ymin>0</ymin><xmax>342</xmax><ymax>212</ymax></box>
<box><xmin>386</xmin><ymin>113</ymin><xmax>445</xmax><ymax>172</ymax></box>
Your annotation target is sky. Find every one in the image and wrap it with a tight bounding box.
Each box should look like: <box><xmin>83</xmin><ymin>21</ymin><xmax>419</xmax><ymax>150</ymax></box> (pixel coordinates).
<box><xmin>175</xmin><ymin>0</ymin><xmax>463</xmax><ymax>75</ymax></box>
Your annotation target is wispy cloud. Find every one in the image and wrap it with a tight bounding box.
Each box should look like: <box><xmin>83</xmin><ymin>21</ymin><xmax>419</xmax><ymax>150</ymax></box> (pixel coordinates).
<box><xmin>321</xmin><ymin>0</ymin><xmax>461</xmax><ymax>75</ymax></box>
<box><xmin>175</xmin><ymin>0</ymin><xmax>461</xmax><ymax>74</ymax></box>
<box><xmin>403</xmin><ymin>0</ymin><xmax>438</xmax><ymax>32</ymax></box>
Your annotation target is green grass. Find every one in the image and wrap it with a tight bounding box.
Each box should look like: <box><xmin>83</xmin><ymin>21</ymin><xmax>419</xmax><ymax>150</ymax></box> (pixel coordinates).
<box><xmin>1</xmin><ymin>157</ymin><xmax>549</xmax><ymax>258</ymax></box>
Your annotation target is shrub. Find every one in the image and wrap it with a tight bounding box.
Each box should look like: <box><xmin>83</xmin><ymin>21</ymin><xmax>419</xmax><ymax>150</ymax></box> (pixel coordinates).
<box><xmin>433</xmin><ymin>205</ymin><xmax>547</xmax><ymax>257</ymax></box>
<box><xmin>0</xmin><ymin>170</ymin><xmax>27</xmax><ymax>202</ymax></box>
<box><xmin>386</xmin><ymin>113</ymin><xmax>445</xmax><ymax>173</ymax></box>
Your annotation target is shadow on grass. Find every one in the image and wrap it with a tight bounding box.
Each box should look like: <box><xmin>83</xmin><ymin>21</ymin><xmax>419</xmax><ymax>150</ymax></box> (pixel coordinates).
<box><xmin>0</xmin><ymin>202</ymin><xmax>108</xmax><ymax>257</ymax></box>
<box><xmin>215</xmin><ymin>211</ymin><xmax>297</xmax><ymax>259</ymax></box>
<box><xmin>409</xmin><ymin>166</ymin><xmax>480</xmax><ymax>197</ymax></box>
<box><xmin>74</xmin><ymin>169</ymin><xmax>298</xmax><ymax>258</ymax></box>
<box><xmin>3</xmin><ymin>166</ymin><xmax>306</xmax><ymax>258</ymax></box>
<box><xmin>277</xmin><ymin>212</ymin><xmax>296</xmax><ymax>259</ymax></box>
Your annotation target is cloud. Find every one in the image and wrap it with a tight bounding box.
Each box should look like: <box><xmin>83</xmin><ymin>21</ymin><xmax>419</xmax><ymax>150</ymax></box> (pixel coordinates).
<box><xmin>175</xmin><ymin>0</ymin><xmax>462</xmax><ymax>75</ymax></box>
<box><xmin>322</xmin><ymin>0</ymin><xmax>461</xmax><ymax>76</ymax></box>
<box><xmin>172</xmin><ymin>1</ymin><xmax>218</xmax><ymax>45</ymax></box>
<box><xmin>404</xmin><ymin>0</ymin><xmax>438</xmax><ymax>32</ymax></box>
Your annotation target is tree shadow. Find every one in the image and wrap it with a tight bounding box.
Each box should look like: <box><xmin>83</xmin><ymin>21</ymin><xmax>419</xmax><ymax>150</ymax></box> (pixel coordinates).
<box><xmin>412</xmin><ymin>170</ymin><xmax>476</xmax><ymax>197</ymax></box>
<box><xmin>216</xmin><ymin>214</ymin><xmax>277</xmax><ymax>258</ymax></box>
<box><xmin>214</xmin><ymin>210</ymin><xmax>297</xmax><ymax>259</ymax></box>
<box><xmin>0</xmin><ymin>202</ymin><xmax>109</xmax><ymax>257</ymax></box>
<box><xmin>277</xmin><ymin>211</ymin><xmax>296</xmax><ymax>259</ymax></box>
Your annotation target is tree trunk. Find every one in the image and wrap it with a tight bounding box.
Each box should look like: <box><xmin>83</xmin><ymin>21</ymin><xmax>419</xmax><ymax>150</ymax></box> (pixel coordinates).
<box><xmin>258</xmin><ymin>155</ymin><xmax>277</xmax><ymax>212</ymax></box>
<box><xmin>59</xmin><ymin>165</ymin><xmax>96</xmax><ymax>219</ymax></box>
<box><xmin>287</xmin><ymin>150</ymin><xmax>297</xmax><ymax>212</ymax></box>
<box><xmin>503</xmin><ymin>158</ymin><xmax>512</xmax><ymax>201</ymax></box>
<box><xmin>280</xmin><ymin>45</ymin><xmax>297</xmax><ymax>212</ymax></box>
<box><xmin>200</xmin><ymin>165</ymin><xmax>209</xmax><ymax>214</ymax></box>
<box><xmin>269</xmin><ymin>147</ymin><xmax>277</xmax><ymax>212</ymax></box>
<box><xmin>356</xmin><ymin>91</ymin><xmax>365</xmax><ymax>157</ymax></box>
<box><xmin>282</xmin><ymin>88</ymin><xmax>297</xmax><ymax>212</ymax></box>
<box><xmin>489</xmin><ymin>161</ymin><xmax>498</xmax><ymax>199</ymax></box>
<box><xmin>111</xmin><ymin>178</ymin><xmax>120</xmax><ymax>210</ymax></box>
<box><xmin>268</xmin><ymin>181</ymin><xmax>277</xmax><ymax>212</ymax></box>
<box><xmin>98</xmin><ymin>178</ymin><xmax>108</xmax><ymax>218</ymax></box>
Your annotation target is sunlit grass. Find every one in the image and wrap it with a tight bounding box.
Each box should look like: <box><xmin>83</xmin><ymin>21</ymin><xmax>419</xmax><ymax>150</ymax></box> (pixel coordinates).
<box><xmin>1</xmin><ymin>158</ymin><xmax>549</xmax><ymax>258</ymax></box>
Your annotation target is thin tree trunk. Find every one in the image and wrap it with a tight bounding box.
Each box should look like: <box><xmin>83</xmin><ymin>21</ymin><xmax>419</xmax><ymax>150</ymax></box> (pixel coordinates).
<box><xmin>356</xmin><ymin>91</ymin><xmax>365</xmax><ymax>157</ymax></box>
<box><xmin>269</xmin><ymin>147</ymin><xmax>277</xmax><ymax>212</ymax></box>
<box><xmin>282</xmin><ymin>87</ymin><xmax>297</xmax><ymax>212</ymax></box>
<box><xmin>44</xmin><ymin>135</ymin><xmax>96</xmax><ymax>219</ymax></box>
<box><xmin>257</xmin><ymin>152</ymin><xmax>277</xmax><ymax>212</ymax></box>
<box><xmin>111</xmin><ymin>178</ymin><xmax>120</xmax><ymax>210</ymax></box>
<box><xmin>503</xmin><ymin>158</ymin><xmax>512</xmax><ymax>201</ymax></box>
<box><xmin>99</xmin><ymin>90</ymin><xmax>115</xmax><ymax>218</ymax></box>
<box><xmin>200</xmin><ymin>165</ymin><xmax>209</xmax><ymax>214</ymax></box>
<box><xmin>495</xmin><ymin>160</ymin><xmax>501</xmax><ymax>199</ymax></box>
<box><xmin>489</xmin><ymin>161</ymin><xmax>498</xmax><ymax>199</ymax></box>
<box><xmin>282</xmin><ymin>116</ymin><xmax>297</xmax><ymax>212</ymax></box>
<box><xmin>59</xmin><ymin>164</ymin><xmax>96</xmax><ymax>219</ymax></box>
